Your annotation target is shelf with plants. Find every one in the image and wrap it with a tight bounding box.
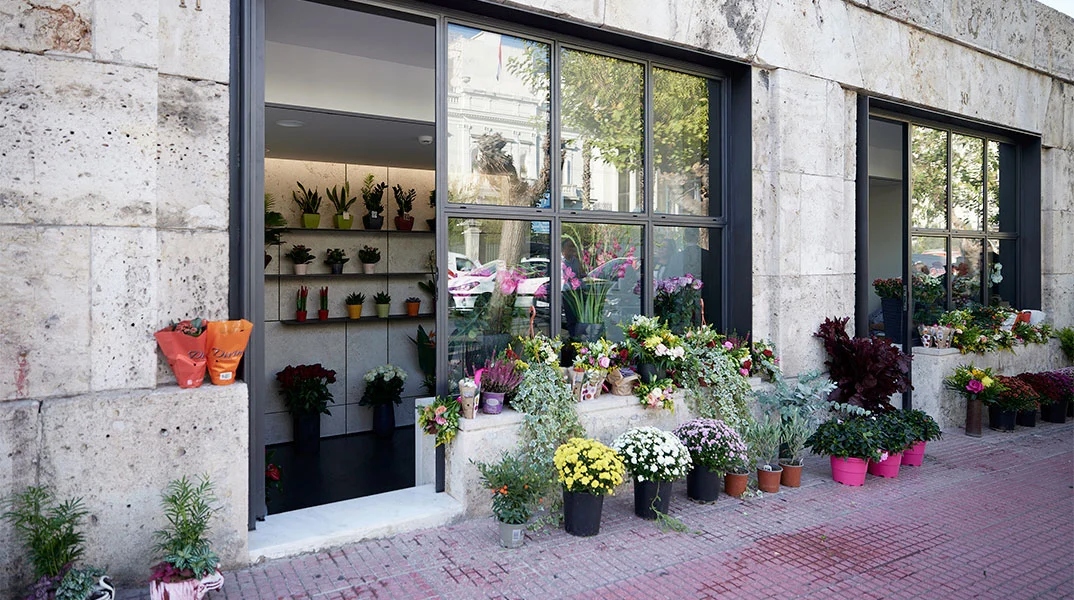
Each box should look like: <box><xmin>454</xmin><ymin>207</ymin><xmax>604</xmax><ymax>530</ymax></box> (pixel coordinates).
<box><xmin>280</xmin><ymin>313</ymin><xmax>435</xmax><ymax>326</ymax></box>
<box><xmin>270</xmin><ymin>227</ymin><xmax>434</xmax><ymax>235</ymax></box>
<box><xmin>266</xmin><ymin>272</ymin><xmax>432</xmax><ymax>280</ymax></box>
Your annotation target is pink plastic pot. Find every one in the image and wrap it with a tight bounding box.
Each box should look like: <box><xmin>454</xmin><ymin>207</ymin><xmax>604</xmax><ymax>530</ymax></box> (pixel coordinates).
<box><xmin>867</xmin><ymin>452</ymin><xmax>904</xmax><ymax>478</ymax></box>
<box><xmin>901</xmin><ymin>441</ymin><xmax>926</xmax><ymax>466</ymax></box>
<box><xmin>830</xmin><ymin>456</ymin><xmax>868</xmax><ymax>486</ymax></box>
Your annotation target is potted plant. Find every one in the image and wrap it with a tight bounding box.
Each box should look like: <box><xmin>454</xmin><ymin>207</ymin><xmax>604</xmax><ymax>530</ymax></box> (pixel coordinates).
<box><xmin>872</xmin><ymin>277</ymin><xmax>905</xmax><ymax>341</ymax></box>
<box><xmin>284</xmin><ymin>244</ymin><xmax>314</xmax><ymax>275</ymax></box>
<box><xmin>867</xmin><ymin>410</ymin><xmax>916</xmax><ymax>478</ymax></box>
<box><xmin>318</xmin><ymin>286</ymin><xmax>329</xmax><ymax>320</ymax></box>
<box><xmin>325</xmin><ymin>181</ymin><xmax>357</xmax><ymax>229</ymax></box>
<box><xmin>2</xmin><ymin>486</ymin><xmax>114</xmax><ymax>600</ymax></box>
<box><xmin>474</xmin><ymin>452</ymin><xmax>544</xmax><ymax>548</ymax></box>
<box><xmin>345</xmin><ymin>292</ymin><xmax>365</xmax><ymax>320</ymax></box>
<box><xmin>804</xmin><ymin>416</ymin><xmax>884</xmax><ymax>486</ymax></box>
<box><xmin>295</xmin><ymin>286</ymin><xmax>309</xmax><ymax>322</ymax></box>
<box><xmin>360</xmin><ymin>365</ymin><xmax>407</xmax><ymax>438</ymax></box>
<box><xmin>149</xmin><ymin>476</ymin><xmax>224</xmax><ymax>600</ymax></box>
<box><xmin>673</xmin><ymin>418</ymin><xmax>748</xmax><ymax>502</ymax></box>
<box><xmin>478</xmin><ymin>358</ymin><xmax>522</xmax><ymax>415</ymax></box>
<box><xmin>404</xmin><ymin>296</ymin><xmax>421</xmax><ymax>317</ymax></box>
<box><xmin>276</xmin><ymin>363</ymin><xmax>337</xmax><ymax>452</ymax></box>
<box><xmin>613</xmin><ymin>427</ymin><xmax>692</xmax><ymax>520</ymax></box>
<box><xmin>815</xmin><ymin>316</ymin><xmax>912</xmax><ymax>413</ymax></box>
<box><xmin>898</xmin><ymin>409</ymin><xmax>941</xmax><ymax>466</ymax></box>
<box><xmin>360</xmin><ymin>174</ymin><xmax>387</xmax><ymax>230</ymax></box>
<box><xmin>264</xmin><ymin>193</ymin><xmax>287</xmax><ymax>267</ymax></box>
<box><xmin>373</xmin><ymin>291</ymin><xmax>391</xmax><ymax>318</ymax></box>
<box><xmin>324</xmin><ymin>248</ymin><xmax>349</xmax><ymax>274</ymax></box>
<box><xmin>426</xmin><ymin>189</ymin><xmax>436</xmax><ymax>231</ymax></box>
<box><xmin>1013</xmin><ymin>373</ymin><xmax>1043</xmax><ymax>427</ymax></box>
<box><xmin>621</xmin><ymin>315</ymin><xmax>686</xmax><ymax>382</ymax></box>
<box><xmin>418</xmin><ymin>278</ymin><xmax>437</xmax><ymax>304</ymax></box>
<box><xmin>358</xmin><ymin>245</ymin><xmax>381</xmax><ymax>274</ymax></box>
<box><xmin>778</xmin><ymin>411</ymin><xmax>811</xmax><ymax>487</ymax></box>
<box><xmin>292</xmin><ymin>181</ymin><xmax>322</xmax><ymax>229</ymax></box>
<box><xmin>392</xmin><ymin>184</ymin><xmax>416</xmax><ymax>231</ymax></box>
<box><xmin>1023</xmin><ymin>371</ymin><xmax>1073</xmax><ymax>423</ymax></box>
<box><xmin>992</xmin><ymin>375</ymin><xmax>1038</xmax><ymax>431</ymax></box>
<box><xmin>554</xmin><ymin>437</ymin><xmax>625</xmax><ymax>537</ymax></box>
<box><xmin>409</xmin><ymin>324</ymin><xmax>436</xmax><ymax>394</ymax></box>
<box><xmin>944</xmin><ymin>364</ymin><xmax>1004</xmax><ymax>437</ymax></box>
<box><xmin>745</xmin><ymin>415</ymin><xmax>782</xmax><ymax>493</ymax></box>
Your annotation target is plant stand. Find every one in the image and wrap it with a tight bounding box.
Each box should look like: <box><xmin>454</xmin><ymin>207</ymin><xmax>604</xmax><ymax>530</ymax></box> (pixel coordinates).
<box><xmin>686</xmin><ymin>466</ymin><xmax>721</xmax><ymax>502</ymax></box>
<box><xmin>633</xmin><ymin>480</ymin><xmax>673</xmax><ymax>520</ymax></box>
<box><xmin>563</xmin><ymin>489</ymin><xmax>604</xmax><ymax>536</ymax></box>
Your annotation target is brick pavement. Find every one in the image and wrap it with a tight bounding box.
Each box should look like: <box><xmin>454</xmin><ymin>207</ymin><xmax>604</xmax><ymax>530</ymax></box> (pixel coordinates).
<box><xmin>122</xmin><ymin>421</ymin><xmax>1073</xmax><ymax>599</ymax></box>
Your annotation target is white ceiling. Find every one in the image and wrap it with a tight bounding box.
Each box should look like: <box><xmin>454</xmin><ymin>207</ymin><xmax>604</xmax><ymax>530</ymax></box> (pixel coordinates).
<box><xmin>265</xmin><ymin>0</ymin><xmax>435</xmax><ymax>168</ymax></box>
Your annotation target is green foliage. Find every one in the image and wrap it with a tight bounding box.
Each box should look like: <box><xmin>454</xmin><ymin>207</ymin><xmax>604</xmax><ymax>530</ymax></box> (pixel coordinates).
<box><xmin>1056</xmin><ymin>326</ymin><xmax>1074</xmax><ymax>362</ymax></box>
<box><xmin>392</xmin><ymin>184</ymin><xmax>416</xmax><ymax>214</ymax></box>
<box><xmin>292</xmin><ymin>181</ymin><xmax>322</xmax><ymax>214</ymax></box>
<box><xmin>474</xmin><ymin>452</ymin><xmax>544</xmax><ymax>524</ymax></box>
<box><xmin>754</xmin><ymin>370</ymin><xmax>836</xmax><ymax>425</ymax></box>
<box><xmin>345</xmin><ymin>292</ymin><xmax>365</xmax><ymax>305</ymax></box>
<box><xmin>874</xmin><ymin>411</ymin><xmax>917</xmax><ymax>452</ymax></box>
<box><xmin>779</xmin><ymin>411</ymin><xmax>812</xmax><ymax>466</ymax></box>
<box><xmin>511</xmin><ymin>364</ymin><xmax>585</xmax><ymax>485</ymax></box>
<box><xmin>285</xmin><ymin>244</ymin><xmax>314</xmax><ymax>265</ymax></box>
<box><xmin>418</xmin><ymin>279</ymin><xmax>437</xmax><ymax>303</ymax></box>
<box><xmin>899</xmin><ymin>409</ymin><xmax>942</xmax><ymax>442</ymax></box>
<box><xmin>745</xmin><ymin>415</ymin><xmax>781</xmax><ymax>470</ymax></box>
<box><xmin>373</xmin><ymin>291</ymin><xmax>391</xmax><ymax>304</ymax></box>
<box><xmin>153</xmin><ymin>476</ymin><xmax>219</xmax><ymax>580</ymax></box>
<box><xmin>324</xmin><ymin>248</ymin><xmax>349</xmax><ymax>265</ymax></box>
<box><xmin>409</xmin><ymin>325</ymin><xmax>436</xmax><ymax>394</ymax></box>
<box><xmin>325</xmin><ymin>181</ymin><xmax>358</xmax><ymax>214</ymax></box>
<box><xmin>360</xmin><ymin>174</ymin><xmax>388</xmax><ymax>213</ymax></box>
<box><xmin>679</xmin><ymin>326</ymin><xmax>753</xmax><ymax>430</ymax></box>
<box><xmin>804</xmin><ymin>416</ymin><xmax>883</xmax><ymax>461</ymax></box>
<box><xmin>55</xmin><ymin>566</ymin><xmax>106</xmax><ymax>600</ymax></box>
<box><xmin>264</xmin><ymin>193</ymin><xmax>287</xmax><ymax>245</ymax></box>
<box><xmin>1</xmin><ymin>487</ymin><xmax>87</xmax><ymax>578</ymax></box>
<box><xmin>358</xmin><ymin>245</ymin><xmax>381</xmax><ymax>264</ymax></box>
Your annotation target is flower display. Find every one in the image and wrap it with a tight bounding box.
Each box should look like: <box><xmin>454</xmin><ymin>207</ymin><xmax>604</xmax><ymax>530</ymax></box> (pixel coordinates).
<box><xmin>653</xmin><ymin>274</ymin><xmax>703</xmax><ymax>333</ymax></box>
<box><xmin>417</xmin><ymin>396</ymin><xmax>461</xmax><ymax>447</ymax></box>
<box><xmin>944</xmin><ymin>364</ymin><xmax>1004</xmax><ymax>405</ymax></box>
<box><xmin>518</xmin><ymin>334</ymin><xmax>563</xmax><ymax>368</ymax></box>
<box><xmin>749</xmin><ymin>339</ymin><xmax>780</xmax><ymax>381</ymax></box>
<box><xmin>572</xmin><ymin>338</ymin><xmax>618</xmax><ymax>371</ymax></box>
<box><xmin>276</xmin><ymin>363</ymin><xmax>337</xmax><ymax>415</ymax></box>
<box><xmin>936</xmin><ymin>306</ymin><xmax>1052</xmax><ymax>354</ymax></box>
<box><xmin>673</xmin><ymin>418</ymin><xmax>749</xmax><ymax>474</ymax></box>
<box><xmin>359</xmin><ymin>364</ymin><xmax>407</xmax><ymax>407</ymax></box>
<box><xmin>636</xmin><ymin>379</ymin><xmax>676</xmax><ymax>411</ymax></box>
<box><xmin>621</xmin><ymin>315</ymin><xmax>685</xmax><ymax>370</ymax></box>
<box><xmin>554</xmin><ymin>437</ymin><xmax>625</xmax><ymax>496</ymax></box>
<box><xmin>872</xmin><ymin>277</ymin><xmax>904</xmax><ymax>299</ymax></box>
<box><xmin>993</xmin><ymin>375</ymin><xmax>1041</xmax><ymax>412</ymax></box>
<box><xmin>1019</xmin><ymin>371</ymin><xmax>1074</xmax><ymax>405</ymax></box>
<box><xmin>561</xmin><ymin>235</ymin><xmax>639</xmax><ymax>324</ymax></box>
<box><xmin>612</xmin><ymin>427</ymin><xmax>693</xmax><ymax>483</ymax></box>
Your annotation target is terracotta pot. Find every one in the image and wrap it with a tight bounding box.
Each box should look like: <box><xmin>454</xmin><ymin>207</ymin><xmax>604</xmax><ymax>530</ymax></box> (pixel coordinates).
<box><xmin>295</xmin><ymin>310</ymin><xmax>307</xmax><ymax>322</ymax></box>
<box><xmin>405</xmin><ymin>301</ymin><xmax>420</xmax><ymax>316</ymax></box>
<box><xmin>757</xmin><ymin>467</ymin><xmax>782</xmax><ymax>493</ymax></box>
<box><xmin>830</xmin><ymin>456</ymin><xmax>867</xmax><ymax>486</ymax></box>
<box><xmin>867</xmin><ymin>452</ymin><xmax>903</xmax><ymax>478</ymax></box>
<box><xmin>901</xmin><ymin>441</ymin><xmax>926</xmax><ymax>466</ymax></box>
<box><xmin>779</xmin><ymin>462</ymin><xmax>803</xmax><ymax>487</ymax></box>
<box><xmin>346</xmin><ymin>304</ymin><xmax>363</xmax><ymax>319</ymax></box>
<box><xmin>724</xmin><ymin>471</ymin><xmax>748</xmax><ymax>497</ymax></box>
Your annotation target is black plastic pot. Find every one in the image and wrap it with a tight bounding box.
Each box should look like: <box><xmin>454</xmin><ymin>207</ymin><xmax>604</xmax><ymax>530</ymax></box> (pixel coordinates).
<box><xmin>686</xmin><ymin>466</ymin><xmax>720</xmax><ymax>503</ymax></box>
<box><xmin>1041</xmin><ymin>400</ymin><xmax>1068</xmax><ymax>424</ymax></box>
<box><xmin>292</xmin><ymin>413</ymin><xmax>320</xmax><ymax>454</ymax></box>
<box><xmin>563</xmin><ymin>489</ymin><xmax>604</xmax><ymax>537</ymax></box>
<box><xmin>988</xmin><ymin>406</ymin><xmax>1017</xmax><ymax>432</ymax></box>
<box><xmin>633</xmin><ymin>480</ymin><xmax>673</xmax><ymax>520</ymax></box>
<box><xmin>1016</xmin><ymin>409</ymin><xmax>1037</xmax><ymax>428</ymax></box>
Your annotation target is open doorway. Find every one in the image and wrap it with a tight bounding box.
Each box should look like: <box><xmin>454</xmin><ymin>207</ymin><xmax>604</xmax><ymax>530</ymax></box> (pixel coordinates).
<box><xmin>261</xmin><ymin>0</ymin><xmax>435</xmax><ymax>515</ymax></box>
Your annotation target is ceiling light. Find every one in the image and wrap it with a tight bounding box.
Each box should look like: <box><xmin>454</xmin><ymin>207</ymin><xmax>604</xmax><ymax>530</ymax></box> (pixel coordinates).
<box><xmin>417</xmin><ymin>135</ymin><xmax>434</xmax><ymax>145</ymax></box>
<box><xmin>275</xmin><ymin>119</ymin><xmax>305</xmax><ymax>128</ymax></box>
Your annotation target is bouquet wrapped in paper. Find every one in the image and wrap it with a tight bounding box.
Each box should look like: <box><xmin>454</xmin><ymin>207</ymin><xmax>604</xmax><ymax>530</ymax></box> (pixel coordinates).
<box><xmin>205</xmin><ymin>319</ymin><xmax>254</xmax><ymax>385</ymax></box>
<box><xmin>155</xmin><ymin>319</ymin><xmax>209</xmax><ymax>388</ymax></box>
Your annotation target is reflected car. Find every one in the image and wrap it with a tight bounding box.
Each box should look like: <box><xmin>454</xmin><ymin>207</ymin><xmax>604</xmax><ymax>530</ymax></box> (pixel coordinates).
<box><xmin>448</xmin><ymin>259</ymin><xmax>551</xmax><ymax>310</ymax></box>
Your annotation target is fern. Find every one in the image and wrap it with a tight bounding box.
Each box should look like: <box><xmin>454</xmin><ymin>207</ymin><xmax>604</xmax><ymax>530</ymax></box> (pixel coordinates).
<box><xmin>1</xmin><ymin>487</ymin><xmax>87</xmax><ymax>578</ymax></box>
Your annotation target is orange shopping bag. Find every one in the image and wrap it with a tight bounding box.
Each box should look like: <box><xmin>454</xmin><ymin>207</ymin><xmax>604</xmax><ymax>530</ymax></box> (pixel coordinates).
<box><xmin>205</xmin><ymin>319</ymin><xmax>253</xmax><ymax>385</ymax></box>
<box><xmin>154</xmin><ymin>319</ymin><xmax>208</xmax><ymax>388</ymax></box>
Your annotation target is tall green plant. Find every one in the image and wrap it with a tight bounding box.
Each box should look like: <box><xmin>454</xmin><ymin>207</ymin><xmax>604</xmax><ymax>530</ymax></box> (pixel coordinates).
<box><xmin>511</xmin><ymin>363</ymin><xmax>585</xmax><ymax>492</ymax></box>
<box><xmin>745</xmin><ymin>415</ymin><xmax>781</xmax><ymax>471</ymax></box>
<box><xmin>152</xmin><ymin>476</ymin><xmax>219</xmax><ymax>580</ymax></box>
<box><xmin>1058</xmin><ymin>326</ymin><xmax>1074</xmax><ymax>363</ymax></box>
<box><xmin>2</xmin><ymin>486</ymin><xmax>87</xmax><ymax>578</ymax></box>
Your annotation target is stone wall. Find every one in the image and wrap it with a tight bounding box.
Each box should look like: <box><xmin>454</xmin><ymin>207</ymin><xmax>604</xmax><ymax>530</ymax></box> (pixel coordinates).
<box><xmin>0</xmin><ymin>0</ymin><xmax>245</xmax><ymax>595</ymax></box>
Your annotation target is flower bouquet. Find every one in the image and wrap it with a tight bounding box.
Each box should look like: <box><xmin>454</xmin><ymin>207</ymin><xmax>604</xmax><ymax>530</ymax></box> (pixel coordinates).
<box><xmin>621</xmin><ymin>315</ymin><xmax>685</xmax><ymax>380</ymax></box>
<box><xmin>749</xmin><ymin>339</ymin><xmax>780</xmax><ymax>381</ymax></box>
<box><xmin>155</xmin><ymin>318</ymin><xmax>208</xmax><ymax>388</ymax></box>
<box><xmin>613</xmin><ymin>426</ymin><xmax>692</xmax><ymax>519</ymax></box>
<box><xmin>518</xmin><ymin>334</ymin><xmax>563</xmax><ymax>368</ymax></box>
<box><xmin>417</xmin><ymin>395</ymin><xmax>461</xmax><ymax>447</ymax></box>
<box><xmin>944</xmin><ymin>364</ymin><xmax>1003</xmax><ymax>437</ymax></box>
<box><xmin>654</xmin><ymin>274</ymin><xmax>703</xmax><ymax>334</ymax></box>
<box><xmin>554</xmin><ymin>437</ymin><xmax>625</xmax><ymax>536</ymax></box>
<box><xmin>360</xmin><ymin>364</ymin><xmax>407</xmax><ymax>407</ymax></box>
<box><xmin>636</xmin><ymin>378</ymin><xmax>676</xmax><ymax>411</ymax></box>
<box><xmin>570</xmin><ymin>338</ymin><xmax>617</xmax><ymax>401</ymax></box>
<box><xmin>276</xmin><ymin>363</ymin><xmax>337</xmax><ymax>416</ymax></box>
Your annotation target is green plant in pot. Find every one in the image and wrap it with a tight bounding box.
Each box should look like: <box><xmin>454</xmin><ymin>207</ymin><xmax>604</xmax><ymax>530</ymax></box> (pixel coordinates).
<box><xmin>284</xmin><ymin>244</ymin><xmax>314</xmax><ymax>275</ymax></box>
<box><xmin>867</xmin><ymin>410</ymin><xmax>917</xmax><ymax>478</ymax></box>
<box><xmin>804</xmin><ymin>414</ymin><xmax>883</xmax><ymax>486</ymax></box>
<box><xmin>276</xmin><ymin>363</ymin><xmax>337</xmax><ymax>451</ymax></box>
<box><xmin>360</xmin><ymin>174</ymin><xmax>387</xmax><ymax>230</ymax></box>
<box><xmin>264</xmin><ymin>193</ymin><xmax>287</xmax><ymax>267</ymax></box>
<box><xmin>373</xmin><ymin>291</ymin><xmax>391</xmax><ymax>318</ymax></box>
<box><xmin>426</xmin><ymin>189</ymin><xmax>436</xmax><ymax>231</ymax></box>
<box><xmin>778</xmin><ymin>411</ymin><xmax>811</xmax><ymax>487</ymax></box>
<box><xmin>292</xmin><ymin>181</ymin><xmax>322</xmax><ymax>229</ymax></box>
<box><xmin>745</xmin><ymin>415</ymin><xmax>782</xmax><ymax>493</ymax></box>
<box><xmin>392</xmin><ymin>184</ymin><xmax>416</xmax><ymax>231</ymax></box>
<box><xmin>896</xmin><ymin>409</ymin><xmax>941</xmax><ymax>466</ymax></box>
<box><xmin>358</xmin><ymin>245</ymin><xmax>381</xmax><ymax>274</ymax></box>
<box><xmin>474</xmin><ymin>452</ymin><xmax>544</xmax><ymax>548</ymax></box>
<box><xmin>324</xmin><ymin>248</ymin><xmax>349</xmax><ymax>275</ymax></box>
<box><xmin>345</xmin><ymin>292</ymin><xmax>365</xmax><ymax>320</ymax></box>
<box><xmin>2</xmin><ymin>486</ymin><xmax>114</xmax><ymax>600</ymax></box>
<box><xmin>360</xmin><ymin>364</ymin><xmax>407</xmax><ymax>438</ymax></box>
<box><xmin>150</xmin><ymin>475</ymin><xmax>224</xmax><ymax>599</ymax></box>
<box><xmin>325</xmin><ymin>181</ymin><xmax>357</xmax><ymax>229</ymax></box>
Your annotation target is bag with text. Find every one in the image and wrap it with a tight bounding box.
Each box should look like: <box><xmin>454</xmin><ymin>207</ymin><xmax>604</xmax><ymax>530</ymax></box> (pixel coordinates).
<box><xmin>205</xmin><ymin>319</ymin><xmax>254</xmax><ymax>385</ymax></box>
<box><xmin>154</xmin><ymin>319</ymin><xmax>208</xmax><ymax>388</ymax></box>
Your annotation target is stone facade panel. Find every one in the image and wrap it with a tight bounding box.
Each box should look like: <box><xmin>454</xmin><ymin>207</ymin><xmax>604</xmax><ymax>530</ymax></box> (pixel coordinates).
<box><xmin>756</xmin><ymin>0</ymin><xmax>863</xmax><ymax>88</ymax></box>
<box><xmin>0</xmin><ymin>227</ymin><xmax>92</xmax><ymax>401</ymax></box>
<box><xmin>1041</xmin><ymin>209</ymin><xmax>1074</xmax><ymax>277</ymax></box>
<box><xmin>157</xmin><ymin>0</ymin><xmax>230</xmax><ymax>83</ymax></box>
<box><xmin>1033</xmin><ymin>4</ymin><xmax>1074</xmax><ymax>82</ymax></box>
<box><xmin>1042</xmin><ymin>273</ymin><xmax>1074</xmax><ymax>326</ymax></box>
<box><xmin>771</xmin><ymin>274</ymin><xmax>856</xmax><ymax>376</ymax></box>
<box><xmin>91</xmin><ymin>227</ymin><xmax>158</xmax><ymax>391</ymax></box>
<box><xmin>1042</xmin><ymin>147</ymin><xmax>1073</xmax><ymax>214</ymax></box>
<box><xmin>93</xmin><ymin>0</ymin><xmax>158</xmax><ymax>67</ymax></box>
<box><xmin>1043</xmin><ymin>81</ymin><xmax>1073</xmax><ymax>151</ymax></box>
<box><xmin>0</xmin><ymin>400</ymin><xmax>41</xmax><ymax>594</ymax></box>
<box><xmin>0</xmin><ymin>1</ymin><xmax>92</xmax><ymax>57</ymax></box>
<box><xmin>157</xmin><ymin>76</ymin><xmax>230</xmax><ymax>230</ymax></box>
<box><xmin>156</xmin><ymin>230</ymin><xmax>231</xmax><ymax>324</ymax></box>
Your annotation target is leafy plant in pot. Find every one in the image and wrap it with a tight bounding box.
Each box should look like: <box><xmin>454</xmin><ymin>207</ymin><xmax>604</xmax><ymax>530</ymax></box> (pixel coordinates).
<box><xmin>360</xmin><ymin>174</ymin><xmax>387</xmax><ymax>230</ymax></box>
<box><xmin>392</xmin><ymin>184</ymin><xmax>416</xmax><ymax>231</ymax></box>
<box><xmin>943</xmin><ymin>364</ymin><xmax>1003</xmax><ymax>437</ymax></box>
<box><xmin>358</xmin><ymin>245</ymin><xmax>381</xmax><ymax>274</ymax></box>
<box><xmin>867</xmin><ymin>411</ymin><xmax>916</xmax><ymax>478</ymax></box>
<box><xmin>479</xmin><ymin>358</ymin><xmax>523</xmax><ymax>414</ymax></box>
<box><xmin>292</xmin><ymin>182</ymin><xmax>322</xmax><ymax>229</ymax></box>
<box><xmin>426</xmin><ymin>189</ymin><xmax>436</xmax><ymax>231</ymax></box>
<box><xmin>373</xmin><ymin>291</ymin><xmax>391</xmax><ymax>318</ymax></box>
<box><xmin>345</xmin><ymin>292</ymin><xmax>365</xmax><ymax>320</ymax></box>
<box><xmin>745</xmin><ymin>415</ymin><xmax>783</xmax><ymax>493</ymax></box>
<box><xmin>673</xmin><ymin>418</ymin><xmax>748</xmax><ymax>502</ymax></box>
<box><xmin>324</xmin><ymin>248</ymin><xmax>349</xmax><ymax>275</ymax></box>
<box><xmin>285</xmin><ymin>244</ymin><xmax>314</xmax><ymax>275</ymax></box>
<box><xmin>325</xmin><ymin>181</ymin><xmax>357</xmax><ymax>229</ymax></box>
<box><xmin>474</xmin><ymin>452</ymin><xmax>544</xmax><ymax>548</ymax></box>
<box><xmin>360</xmin><ymin>364</ymin><xmax>407</xmax><ymax>438</ymax></box>
<box><xmin>778</xmin><ymin>411</ymin><xmax>811</xmax><ymax>487</ymax></box>
<box><xmin>898</xmin><ymin>409</ymin><xmax>941</xmax><ymax>466</ymax></box>
<box><xmin>149</xmin><ymin>476</ymin><xmax>223</xmax><ymax>600</ymax></box>
<box><xmin>872</xmin><ymin>277</ymin><xmax>905</xmax><ymax>341</ymax></box>
<box><xmin>815</xmin><ymin>316</ymin><xmax>912</xmax><ymax>413</ymax></box>
<box><xmin>2</xmin><ymin>486</ymin><xmax>114</xmax><ymax>600</ymax></box>
<box><xmin>276</xmin><ymin>363</ymin><xmax>337</xmax><ymax>452</ymax></box>
<box><xmin>409</xmin><ymin>324</ymin><xmax>436</xmax><ymax>394</ymax></box>
<box><xmin>804</xmin><ymin>414</ymin><xmax>882</xmax><ymax>486</ymax></box>
<box><xmin>264</xmin><ymin>193</ymin><xmax>287</xmax><ymax>267</ymax></box>
<box><xmin>404</xmin><ymin>296</ymin><xmax>421</xmax><ymax>317</ymax></box>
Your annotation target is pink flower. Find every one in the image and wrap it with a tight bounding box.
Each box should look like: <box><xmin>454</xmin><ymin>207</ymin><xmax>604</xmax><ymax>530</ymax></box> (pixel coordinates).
<box><xmin>965</xmin><ymin>380</ymin><xmax>984</xmax><ymax>394</ymax></box>
<box><xmin>598</xmin><ymin>356</ymin><xmax>610</xmax><ymax>369</ymax></box>
<box><xmin>739</xmin><ymin>368</ymin><xmax>749</xmax><ymax>377</ymax></box>
<box><xmin>723</xmin><ymin>341</ymin><xmax>734</xmax><ymax>350</ymax></box>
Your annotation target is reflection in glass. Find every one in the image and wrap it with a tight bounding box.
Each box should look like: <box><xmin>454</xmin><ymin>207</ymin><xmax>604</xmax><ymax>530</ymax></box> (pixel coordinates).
<box><xmin>559</xmin><ymin>49</ymin><xmax>643</xmax><ymax>212</ymax></box>
<box><xmin>447</xmin><ymin>25</ymin><xmax>550</xmax><ymax>207</ymax></box>
<box><xmin>986</xmin><ymin>140</ymin><xmax>1000</xmax><ymax>232</ymax></box>
<box><xmin>992</xmin><ymin>239</ymin><xmax>1016</xmax><ymax>305</ymax></box>
<box><xmin>653</xmin><ymin>226</ymin><xmax>716</xmax><ymax>333</ymax></box>
<box><xmin>654</xmin><ymin>68</ymin><xmax>712</xmax><ymax>216</ymax></box>
<box><xmin>987</xmin><ymin>140</ymin><xmax>1017</xmax><ymax>233</ymax></box>
<box><xmin>446</xmin><ymin>218</ymin><xmax>550</xmax><ymax>387</ymax></box>
<box><xmin>951</xmin><ymin>238</ymin><xmax>982</xmax><ymax>307</ymax></box>
<box><xmin>911</xmin><ymin>125</ymin><xmax>948</xmax><ymax>229</ymax></box>
<box><xmin>561</xmin><ymin>223</ymin><xmax>642</xmax><ymax>341</ymax></box>
<box><xmin>950</xmin><ymin>134</ymin><xmax>983</xmax><ymax>231</ymax></box>
<box><xmin>911</xmin><ymin>236</ymin><xmax>947</xmax><ymax>327</ymax></box>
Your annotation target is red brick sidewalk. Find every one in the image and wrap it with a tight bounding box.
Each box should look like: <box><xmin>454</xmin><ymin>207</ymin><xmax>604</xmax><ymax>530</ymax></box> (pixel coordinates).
<box><xmin>126</xmin><ymin>421</ymin><xmax>1074</xmax><ymax>599</ymax></box>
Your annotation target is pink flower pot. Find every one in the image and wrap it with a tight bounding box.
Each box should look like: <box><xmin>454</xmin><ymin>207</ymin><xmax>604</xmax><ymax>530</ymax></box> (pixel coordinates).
<box><xmin>867</xmin><ymin>452</ymin><xmax>903</xmax><ymax>478</ymax></box>
<box><xmin>830</xmin><ymin>456</ymin><xmax>868</xmax><ymax>486</ymax></box>
<box><xmin>901</xmin><ymin>441</ymin><xmax>926</xmax><ymax>466</ymax></box>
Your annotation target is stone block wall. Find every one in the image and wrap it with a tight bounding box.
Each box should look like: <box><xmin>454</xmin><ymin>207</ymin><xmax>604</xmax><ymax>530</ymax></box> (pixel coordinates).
<box><xmin>0</xmin><ymin>1</ymin><xmax>246</xmax><ymax>595</ymax></box>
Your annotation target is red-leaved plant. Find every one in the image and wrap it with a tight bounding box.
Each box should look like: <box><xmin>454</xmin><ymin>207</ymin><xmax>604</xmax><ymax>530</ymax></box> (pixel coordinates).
<box><xmin>814</xmin><ymin>316</ymin><xmax>912</xmax><ymax>413</ymax></box>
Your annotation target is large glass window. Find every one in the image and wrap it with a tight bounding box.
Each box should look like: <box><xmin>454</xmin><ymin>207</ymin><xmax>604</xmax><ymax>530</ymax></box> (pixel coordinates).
<box><xmin>653</xmin><ymin>68</ymin><xmax>714</xmax><ymax>216</ymax></box>
<box><xmin>560</xmin><ymin>223</ymin><xmax>642</xmax><ymax>339</ymax></box>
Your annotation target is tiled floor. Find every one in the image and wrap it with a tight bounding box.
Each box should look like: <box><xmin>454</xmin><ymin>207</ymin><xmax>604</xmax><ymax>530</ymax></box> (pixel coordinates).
<box><xmin>129</xmin><ymin>420</ymin><xmax>1074</xmax><ymax>599</ymax></box>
